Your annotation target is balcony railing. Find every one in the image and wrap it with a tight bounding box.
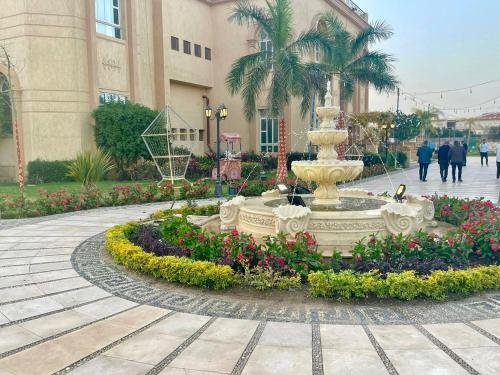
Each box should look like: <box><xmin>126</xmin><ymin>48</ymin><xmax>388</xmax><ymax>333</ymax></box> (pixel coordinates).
<box><xmin>344</xmin><ymin>0</ymin><xmax>367</xmax><ymax>18</ymax></box>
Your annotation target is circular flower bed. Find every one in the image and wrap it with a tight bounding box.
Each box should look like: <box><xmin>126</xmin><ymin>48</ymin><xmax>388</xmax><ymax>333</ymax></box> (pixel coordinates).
<box><xmin>106</xmin><ymin>196</ymin><xmax>500</xmax><ymax>301</ymax></box>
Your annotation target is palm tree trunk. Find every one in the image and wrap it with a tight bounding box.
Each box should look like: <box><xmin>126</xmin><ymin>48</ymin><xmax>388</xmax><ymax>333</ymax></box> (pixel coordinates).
<box><xmin>276</xmin><ymin>118</ymin><xmax>287</xmax><ymax>183</ymax></box>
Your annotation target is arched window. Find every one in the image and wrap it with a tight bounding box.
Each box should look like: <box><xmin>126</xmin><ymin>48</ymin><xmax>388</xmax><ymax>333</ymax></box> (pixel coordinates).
<box><xmin>0</xmin><ymin>73</ymin><xmax>13</xmax><ymax>137</ymax></box>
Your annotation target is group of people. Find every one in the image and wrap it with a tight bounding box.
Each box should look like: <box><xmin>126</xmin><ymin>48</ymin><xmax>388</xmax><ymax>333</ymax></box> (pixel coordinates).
<box><xmin>416</xmin><ymin>139</ymin><xmax>500</xmax><ymax>182</ymax></box>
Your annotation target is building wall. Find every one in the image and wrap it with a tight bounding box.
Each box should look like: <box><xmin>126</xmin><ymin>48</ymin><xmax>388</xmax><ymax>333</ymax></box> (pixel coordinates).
<box><xmin>0</xmin><ymin>0</ymin><xmax>369</xmax><ymax>181</ymax></box>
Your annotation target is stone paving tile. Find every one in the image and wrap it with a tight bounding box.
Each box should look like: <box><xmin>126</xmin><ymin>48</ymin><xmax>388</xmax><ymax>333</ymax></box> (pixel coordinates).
<box><xmin>0</xmin><ymin>284</ymin><xmax>44</xmax><ymax>303</ymax></box>
<box><xmin>0</xmin><ymin>294</ymin><xmax>65</xmax><ymax>321</ymax></box>
<box><xmin>0</xmin><ymin>313</ymin><xmax>9</xmax><ymax>325</ymax></box>
<box><xmin>151</xmin><ymin>312</ymin><xmax>211</xmax><ymax>338</ymax></box>
<box><xmin>322</xmin><ymin>349</ymin><xmax>388</xmax><ymax>375</ymax></box>
<box><xmin>0</xmin><ymin>325</ymin><xmax>42</xmax><ymax>354</ymax></box>
<box><xmin>19</xmin><ymin>309</ymin><xmax>96</xmax><ymax>338</ymax></box>
<box><xmin>49</xmin><ymin>286</ymin><xmax>111</xmax><ymax>308</ymax></box>
<box><xmin>472</xmin><ymin>318</ymin><xmax>500</xmax><ymax>338</ymax></box>
<box><xmin>369</xmin><ymin>325</ymin><xmax>437</xmax><ymax>350</ymax></box>
<box><xmin>29</xmin><ymin>261</ymin><xmax>73</xmax><ymax>273</ymax></box>
<box><xmin>385</xmin><ymin>348</ymin><xmax>469</xmax><ymax>375</ymax></box>
<box><xmin>198</xmin><ymin>317</ymin><xmax>259</xmax><ymax>344</ymax></box>
<box><xmin>242</xmin><ymin>345</ymin><xmax>312</xmax><ymax>375</ymax></box>
<box><xmin>0</xmin><ymin>265</ymin><xmax>29</xmax><ymax>277</ymax></box>
<box><xmin>0</xmin><ymin>305</ymin><xmax>165</xmax><ymax>375</ymax></box>
<box><xmin>320</xmin><ymin>324</ymin><xmax>373</xmax><ymax>350</ymax></box>
<box><xmin>169</xmin><ymin>339</ymin><xmax>247</xmax><ymax>374</ymax></box>
<box><xmin>258</xmin><ymin>321</ymin><xmax>312</xmax><ymax>348</ymax></box>
<box><xmin>423</xmin><ymin>322</ymin><xmax>497</xmax><ymax>348</ymax></box>
<box><xmin>29</xmin><ymin>269</ymin><xmax>80</xmax><ymax>283</ymax></box>
<box><xmin>454</xmin><ymin>346</ymin><xmax>500</xmax><ymax>375</ymax></box>
<box><xmin>73</xmin><ymin>297</ymin><xmax>137</xmax><ymax>319</ymax></box>
<box><xmin>103</xmin><ymin>329</ymin><xmax>184</xmax><ymax>365</ymax></box>
<box><xmin>69</xmin><ymin>355</ymin><xmax>153</xmax><ymax>375</ymax></box>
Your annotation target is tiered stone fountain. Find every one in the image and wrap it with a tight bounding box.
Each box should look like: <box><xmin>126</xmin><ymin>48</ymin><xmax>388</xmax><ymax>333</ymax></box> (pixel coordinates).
<box><xmin>219</xmin><ymin>81</ymin><xmax>436</xmax><ymax>256</ymax></box>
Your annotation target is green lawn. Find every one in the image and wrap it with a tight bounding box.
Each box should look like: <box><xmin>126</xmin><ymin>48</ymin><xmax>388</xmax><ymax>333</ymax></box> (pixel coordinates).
<box><xmin>0</xmin><ymin>180</ymin><xmax>155</xmax><ymax>200</ymax></box>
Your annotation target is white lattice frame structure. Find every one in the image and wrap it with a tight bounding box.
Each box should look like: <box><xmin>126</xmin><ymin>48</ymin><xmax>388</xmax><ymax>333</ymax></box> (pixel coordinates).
<box><xmin>141</xmin><ymin>105</ymin><xmax>195</xmax><ymax>185</ymax></box>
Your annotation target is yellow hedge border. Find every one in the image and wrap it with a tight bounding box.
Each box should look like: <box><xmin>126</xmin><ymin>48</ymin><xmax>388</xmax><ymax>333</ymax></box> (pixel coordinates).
<box><xmin>106</xmin><ymin>223</ymin><xmax>238</xmax><ymax>289</ymax></box>
<box><xmin>308</xmin><ymin>266</ymin><xmax>500</xmax><ymax>300</ymax></box>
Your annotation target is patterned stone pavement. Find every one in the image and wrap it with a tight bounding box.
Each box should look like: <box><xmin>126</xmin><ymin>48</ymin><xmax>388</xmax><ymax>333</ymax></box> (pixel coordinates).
<box><xmin>343</xmin><ymin>156</ymin><xmax>500</xmax><ymax>203</ymax></box>
<box><xmin>0</xmin><ymin>162</ymin><xmax>498</xmax><ymax>374</ymax></box>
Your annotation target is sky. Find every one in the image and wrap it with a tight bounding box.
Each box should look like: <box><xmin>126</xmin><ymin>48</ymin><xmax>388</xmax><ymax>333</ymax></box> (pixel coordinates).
<box><xmin>354</xmin><ymin>0</ymin><xmax>500</xmax><ymax>118</ymax></box>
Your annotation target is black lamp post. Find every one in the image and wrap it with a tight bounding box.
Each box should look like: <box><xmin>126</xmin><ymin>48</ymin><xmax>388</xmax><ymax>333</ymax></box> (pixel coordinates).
<box><xmin>381</xmin><ymin>123</ymin><xmax>395</xmax><ymax>164</ymax></box>
<box><xmin>205</xmin><ymin>104</ymin><xmax>228</xmax><ymax>198</ymax></box>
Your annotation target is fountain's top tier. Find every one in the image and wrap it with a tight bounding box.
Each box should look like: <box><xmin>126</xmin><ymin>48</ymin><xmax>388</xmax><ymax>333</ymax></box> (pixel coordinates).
<box><xmin>316</xmin><ymin>80</ymin><xmax>341</xmax><ymax>130</ymax></box>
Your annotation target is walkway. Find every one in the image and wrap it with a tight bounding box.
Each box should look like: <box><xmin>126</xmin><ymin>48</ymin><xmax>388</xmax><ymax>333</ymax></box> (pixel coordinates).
<box><xmin>346</xmin><ymin>156</ymin><xmax>500</xmax><ymax>203</ymax></box>
<box><xmin>0</xmin><ymin>167</ymin><xmax>498</xmax><ymax>374</ymax></box>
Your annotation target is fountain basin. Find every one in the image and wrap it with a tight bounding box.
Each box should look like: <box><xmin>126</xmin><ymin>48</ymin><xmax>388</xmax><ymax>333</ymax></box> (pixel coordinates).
<box><xmin>220</xmin><ymin>190</ymin><xmax>436</xmax><ymax>257</ymax></box>
<box><xmin>307</xmin><ymin>129</ymin><xmax>348</xmax><ymax>146</ymax></box>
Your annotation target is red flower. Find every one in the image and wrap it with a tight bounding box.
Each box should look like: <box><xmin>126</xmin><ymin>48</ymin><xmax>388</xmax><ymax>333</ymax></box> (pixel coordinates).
<box><xmin>476</xmin><ymin>249</ymin><xmax>482</xmax><ymax>256</ymax></box>
<box><xmin>231</xmin><ymin>229</ymin><xmax>239</xmax><ymax>237</ymax></box>
<box><xmin>354</xmin><ymin>254</ymin><xmax>362</xmax><ymax>263</ymax></box>
<box><xmin>179</xmin><ymin>238</ymin><xmax>185</xmax><ymax>245</ymax></box>
<box><xmin>287</xmin><ymin>240</ymin><xmax>294</xmax><ymax>250</ymax></box>
<box><xmin>408</xmin><ymin>239</ymin><xmax>418</xmax><ymax>249</ymax></box>
<box><xmin>223</xmin><ymin>236</ymin><xmax>231</xmax><ymax>245</ymax></box>
<box><xmin>197</xmin><ymin>234</ymin><xmax>205</xmax><ymax>241</ymax></box>
<box><xmin>368</xmin><ymin>236</ymin><xmax>377</xmax><ymax>244</ymax></box>
<box><xmin>307</xmin><ymin>239</ymin><xmax>316</xmax><ymax>246</ymax></box>
<box><xmin>247</xmin><ymin>241</ymin><xmax>255</xmax><ymax>250</ymax></box>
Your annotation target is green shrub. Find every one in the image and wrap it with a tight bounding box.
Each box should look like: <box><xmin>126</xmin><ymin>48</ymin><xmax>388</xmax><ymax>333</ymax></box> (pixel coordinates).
<box><xmin>66</xmin><ymin>149</ymin><xmax>115</xmax><ymax>192</ymax></box>
<box><xmin>241</xmin><ymin>162</ymin><xmax>263</xmax><ymax>179</ymax></box>
<box><xmin>27</xmin><ymin>160</ymin><xmax>73</xmax><ymax>184</ymax></box>
<box><xmin>93</xmin><ymin>102</ymin><xmax>159</xmax><ymax>176</ymax></box>
<box><xmin>308</xmin><ymin>266</ymin><xmax>500</xmax><ymax>301</ymax></box>
<box><xmin>106</xmin><ymin>224</ymin><xmax>238</xmax><ymax>289</ymax></box>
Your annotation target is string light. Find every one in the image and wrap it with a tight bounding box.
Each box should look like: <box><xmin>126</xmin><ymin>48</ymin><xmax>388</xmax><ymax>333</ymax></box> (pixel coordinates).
<box><xmin>407</xmin><ymin>77</ymin><xmax>500</xmax><ymax>95</ymax></box>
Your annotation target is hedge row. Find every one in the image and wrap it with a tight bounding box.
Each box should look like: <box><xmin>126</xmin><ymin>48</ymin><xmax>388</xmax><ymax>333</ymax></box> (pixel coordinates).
<box><xmin>308</xmin><ymin>266</ymin><xmax>500</xmax><ymax>301</ymax></box>
<box><xmin>106</xmin><ymin>224</ymin><xmax>238</xmax><ymax>289</ymax></box>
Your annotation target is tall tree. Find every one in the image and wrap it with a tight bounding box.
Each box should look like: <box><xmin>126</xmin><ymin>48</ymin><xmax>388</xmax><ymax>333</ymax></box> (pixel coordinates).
<box><xmin>226</xmin><ymin>0</ymin><xmax>329</xmax><ymax>183</ymax></box>
<box><xmin>320</xmin><ymin>12</ymin><xmax>398</xmax><ymax>111</ymax></box>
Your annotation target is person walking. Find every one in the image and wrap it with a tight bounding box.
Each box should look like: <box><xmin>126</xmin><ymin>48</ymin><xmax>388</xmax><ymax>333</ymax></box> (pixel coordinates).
<box><xmin>479</xmin><ymin>139</ymin><xmax>489</xmax><ymax>166</ymax></box>
<box><xmin>449</xmin><ymin>140</ymin><xmax>466</xmax><ymax>182</ymax></box>
<box><xmin>496</xmin><ymin>142</ymin><xmax>500</xmax><ymax>179</ymax></box>
<box><xmin>437</xmin><ymin>141</ymin><xmax>451</xmax><ymax>182</ymax></box>
<box><xmin>417</xmin><ymin>140</ymin><xmax>433</xmax><ymax>182</ymax></box>
<box><xmin>462</xmin><ymin>140</ymin><xmax>468</xmax><ymax>167</ymax></box>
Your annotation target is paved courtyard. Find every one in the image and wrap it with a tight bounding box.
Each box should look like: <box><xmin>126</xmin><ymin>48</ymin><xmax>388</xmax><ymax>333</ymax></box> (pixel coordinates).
<box><xmin>0</xmin><ymin>159</ymin><xmax>499</xmax><ymax>374</ymax></box>
<box><xmin>345</xmin><ymin>156</ymin><xmax>500</xmax><ymax>203</ymax></box>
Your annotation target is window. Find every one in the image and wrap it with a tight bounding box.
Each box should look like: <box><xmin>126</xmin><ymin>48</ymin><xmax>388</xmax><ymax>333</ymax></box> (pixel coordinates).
<box><xmin>171</xmin><ymin>36</ymin><xmax>179</xmax><ymax>51</ymax></box>
<box><xmin>95</xmin><ymin>0</ymin><xmax>122</xmax><ymax>39</ymax></box>
<box><xmin>189</xmin><ymin>129</ymin><xmax>196</xmax><ymax>141</ymax></box>
<box><xmin>198</xmin><ymin>129</ymin><xmax>205</xmax><ymax>141</ymax></box>
<box><xmin>194</xmin><ymin>44</ymin><xmax>202</xmax><ymax>57</ymax></box>
<box><xmin>205</xmin><ymin>47</ymin><xmax>211</xmax><ymax>61</ymax></box>
<box><xmin>260</xmin><ymin>31</ymin><xmax>273</xmax><ymax>68</ymax></box>
<box><xmin>179</xmin><ymin>128</ymin><xmax>187</xmax><ymax>141</ymax></box>
<box><xmin>183</xmin><ymin>41</ymin><xmax>191</xmax><ymax>55</ymax></box>
<box><xmin>99</xmin><ymin>92</ymin><xmax>127</xmax><ymax>105</ymax></box>
<box><xmin>260</xmin><ymin>115</ymin><xmax>279</xmax><ymax>152</ymax></box>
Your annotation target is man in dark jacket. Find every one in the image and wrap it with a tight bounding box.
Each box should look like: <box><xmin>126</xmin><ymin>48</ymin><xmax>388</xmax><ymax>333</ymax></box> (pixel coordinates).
<box><xmin>462</xmin><ymin>140</ymin><xmax>468</xmax><ymax>166</ymax></box>
<box><xmin>448</xmin><ymin>140</ymin><xmax>466</xmax><ymax>182</ymax></box>
<box><xmin>437</xmin><ymin>141</ymin><xmax>451</xmax><ymax>182</ymax></box>
<box><xmin>416</xmin><ymin>140</ymin><xmax>433</xmax><ymax>181</ymax></box>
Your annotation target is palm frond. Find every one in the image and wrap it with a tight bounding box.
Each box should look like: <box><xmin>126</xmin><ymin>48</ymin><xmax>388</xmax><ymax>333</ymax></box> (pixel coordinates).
<box><xmin>241</xmin><ymin>61</ymin><xmax>271</xmax><ymax>121</ymax></box>
<box><xmin>229</xmin><ymin>0</ymin><xmax>273</xmax><ymax>36</ymax></box>
<box><xmin>351</xmin><ymin>20</ymin><xmax>393</xmax><ymax>55</ymax></box>
<box><xmin>226</xmin><ymin>51</ymin><xmax>268</xmax><ymax>95</ymax></box>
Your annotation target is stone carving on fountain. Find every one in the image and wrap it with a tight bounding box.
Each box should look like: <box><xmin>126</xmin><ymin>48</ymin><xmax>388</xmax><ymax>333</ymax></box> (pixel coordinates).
<box><xmin>381</xmin><ymin>203</ymin><xmax>420</xmax><ymax>236</ymax></box>
<box><xmin>407</xmin><ymin>194</ymin><xmax>438</xmax><ymax>227</ymax></box>
<box><xmin>291</xmin><ymin>81</ymin><xmax>364</xmax><ymax>207</ymax></box>
<box><xmin>220</xmin><ymin>196</ymin><xmax>246</xmax><ymax>230</ymax></box>
<box><xmin>273</xmin><ymin>205</ymin><xmax>312</xmax><ymax>237</ymax></box>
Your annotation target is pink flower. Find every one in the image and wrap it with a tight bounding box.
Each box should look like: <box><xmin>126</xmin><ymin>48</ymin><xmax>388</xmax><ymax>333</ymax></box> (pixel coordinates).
<box><xmin>476</xmin><ymin>249</ymin><xmax>482</xmax><ymax>256</ymax></box>
<box><xmin>408</xmin><ymin>239</ymin><xmax>418</xmax><ymax>249</ymax></box>
<box><xmin>447</xmin><ymin>237</ymin><xmax>455</xmax><ymax>246</ymax></box>
<box><xmin>197</xmin><ymin>234</ymin><xmax>205</xmax><ymax>241</ymax></box>
<box><xmin>354</xmin><ymin>254</ymin><xmax>362</xmax><ymax>263</ymax></box>
<box><xmin>287</xmin><ymin>240</ymin><xmax>295</xmax><ymax>250</ymax></box>
<box><xmin>223</xmin><ymin>236</ymin><xmax>231</xmax><ymax>245</ymax></box>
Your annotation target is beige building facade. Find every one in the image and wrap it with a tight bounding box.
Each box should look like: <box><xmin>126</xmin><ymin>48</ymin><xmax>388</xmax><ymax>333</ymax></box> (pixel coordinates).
<box><xmin>0</xmin><ymin>0</ymin><xmax>369</xmax><ymax>181</ymax></box>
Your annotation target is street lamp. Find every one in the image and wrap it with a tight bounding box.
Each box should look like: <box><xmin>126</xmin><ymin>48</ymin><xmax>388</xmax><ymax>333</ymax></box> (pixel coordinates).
<box><xmin>205</xmin><ymin>104</ymin><xmax>228</xmax><ymax>198</ymax></box>
<box><xmin>381</xmin><ymin>123</ymin><xmax>395</xmax><ymax>164</ymax></box>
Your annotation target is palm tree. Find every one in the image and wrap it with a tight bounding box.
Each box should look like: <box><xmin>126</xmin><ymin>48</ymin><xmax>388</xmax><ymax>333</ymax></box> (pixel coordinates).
<box><xmin>226</xmin><ymin>0</ymin><xmax>330</xmax><ymax>183</ymax></box>
<box><xmin>320</xmin><ymin>13</ymin><xmax>398</xmax><ymax>111</ymax></box>
<box><xmin>414</xmin><ymin>107</ymin><xmax>442</xmax><ymax>139</ymax></box>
